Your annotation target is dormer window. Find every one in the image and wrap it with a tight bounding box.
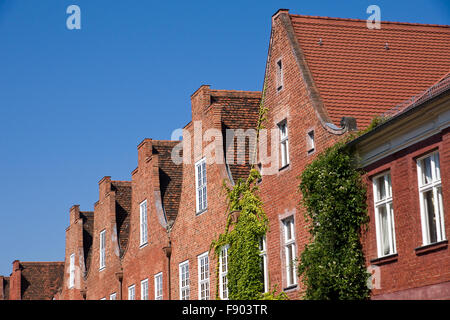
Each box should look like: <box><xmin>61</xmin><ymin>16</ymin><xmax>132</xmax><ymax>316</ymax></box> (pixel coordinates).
<box><xmin>276</xmin><ymin>59</ymin><xmax>283</xmax><ymax>91</ymax></box>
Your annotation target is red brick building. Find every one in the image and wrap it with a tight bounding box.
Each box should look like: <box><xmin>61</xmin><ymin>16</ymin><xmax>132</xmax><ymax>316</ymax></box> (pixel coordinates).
<box><xmin>4</xmin><ymin>260</ymin><xmax>64</xmax><ymax>300</ymax></box>
<box><xmin>351</xmin><ymin>73</ymin><xmax>450</xmax><ymax>299</ymax></box>
<box><xmin>1</xmin><ymin>9</ymin><xmax>449</xmax><ymax>300</ymax></box>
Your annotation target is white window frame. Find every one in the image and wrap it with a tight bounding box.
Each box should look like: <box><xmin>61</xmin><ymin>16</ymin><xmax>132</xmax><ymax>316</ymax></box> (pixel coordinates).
<box><xmin>276</xmin><ymin>58</ymin><xmax>283</xmax><ymax>91</ymax></box>
<box><xmin>417</xmin><ymin>151</ymin><xmax>445</xmax><ymax>245</ymax></box>
<box><xmin>197</xmin><ymin>252</ymin><xmax>210</xmax><ymax>300</ymax></box>
<box><xmin>219</xmin><ymin>245</ymin><xmax>229</xmax><ymax>300</ymax></box>
<box><xmin>140</xmin><ymin>200</ymin><xmax>148</xmax><ymax>246</ymax></box>
<box><xmin>100</xmin><ymin>297</ymin><xmax>106</xmax><ymax>301</ymax></box>
<box><xmin>278</xmin><ymin>121</ymin><xmax>289</xmax><ymax>168</ymax></box>
<box><xmin>307</xmin><ymin>130</ymin><xmax>315</xmax><ymax>153</ymax></box>
<box><xmin>179</xmin><ymin>261</ymin><xmax>190</xmax><ymax>300</ymax></box>
<box><xmin>283</xmin><ymin>217</ymin><xmax>297</xmax><ymax>287</ymax></box>
<box><xmin>110</xmin><ymin>292</ymin><xmax>116</xmax><ymax>300</ymax></box>
<box><xmin>128</xmin><ymin>284</ymin><xmax>135</xmax><ymax>300</ymax></box>
<box><xmin>69</xmin><ymin>253</ymin><xmax>75</xmax><ymax>289</ymax></box>
<box><xmin>140</xmin><ymin>278</ymin><xmax>149</xmax><ymax>300</ymax></box>
<box><xmin>154</xmin><ymin>272</ymin><xmax>163</xmax><ymax>300</ymax></box>
<box><xmin>373</xmin><ymin>172</ymin><xmax>396</xmax><ymax>257</ymax></box>
<box><xmin>259</xmin><ymin>236</ymin><xmax>269</xmax><ymax>293</ymax></box>
<box><xmin>195</xmin><ymin>158</ymin><xmax>207</xmax><ymax>213</ymax></box>
<box><xmin>99</xmin><ymin>229</ymin><xmax>106</xmax><ymax>270</ymax></box>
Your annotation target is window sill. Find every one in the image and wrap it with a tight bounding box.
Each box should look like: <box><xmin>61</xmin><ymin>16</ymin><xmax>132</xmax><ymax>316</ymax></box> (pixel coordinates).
<box><xmin>414</xmin><ymin>240</ymin><xmax>448</xmax><ymax>256</ymax></box>
<box><xmin>283</xmin><ymin>284</ymin><xmax>298</xmax><ymax>292</ymax></box>
<box><xmin>139</xmin><ymin>242</ymin><xmax>148</xmax><ymax>249</ymax></box>
<box><xmin>370</xmin><ymin>253</ymin><xmax>398</xmax><ymax>265</ymax></box>
<box><xmin>279</xmin><ymin>164</ymin><xmax>290</xmax><ymax>172</ymax></box>
<box><xmin>196</xmin><ymin>208</ymin><xmax>208</xmax><ymax>216</ymax></box>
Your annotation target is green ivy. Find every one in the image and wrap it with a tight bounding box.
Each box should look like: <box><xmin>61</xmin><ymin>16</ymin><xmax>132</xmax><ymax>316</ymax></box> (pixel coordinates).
<box><xmin>211</xmin><ymin>169</ymin><xmax>269</xmax><ymax>300</ymax></box>
<box><xmin>297</xmin><ymin>142</ymin><xmax>370</xmax><ymax>300</ymax></box>
<box><xmin>211</xmin><ymin>81</ymin><xmax>286</xmax><ymax>300</ymax></box>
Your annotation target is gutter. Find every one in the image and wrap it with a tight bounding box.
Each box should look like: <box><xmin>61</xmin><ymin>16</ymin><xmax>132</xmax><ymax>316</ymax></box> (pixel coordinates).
<box><xmin>347</xmin><ymin>85</ymin><xmax>450</xmax><ymax>149</ymax></box>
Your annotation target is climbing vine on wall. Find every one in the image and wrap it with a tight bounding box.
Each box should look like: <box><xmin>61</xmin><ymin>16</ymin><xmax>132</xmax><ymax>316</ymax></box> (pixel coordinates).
<box><xmin>211</xmin><ymin>82</ymin><xmax>287</xmax><ymax>300</ymax></box>
<box><xmin>297</xmin><ymin>142</ymin><xmax>370</xmax><ymax>300</ymax></box>
<box><xmin>211</xmin><ymin>169</ymin><xmax>268</xmax><ymax>300</ymax></box>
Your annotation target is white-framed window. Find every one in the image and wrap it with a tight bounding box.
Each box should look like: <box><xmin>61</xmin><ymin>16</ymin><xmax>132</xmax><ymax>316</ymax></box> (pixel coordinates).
<box><xmin>197</xmin><ymin>252</ymin><xmax>210</xmax><ymax>300</ymax></box>
<box><xmin>278</xmin><ymin>120</ymin><xmax>289</xmax><ymax>168</ymax></box>
<box><xmin>283</xmin><ymin>217</ymin><xmax>297</xmax><ymax>287</ymax></box>
<box><xmin>110</xmin><ymin>292</ymin><xmax>116</xmax><ymax>300</ymax></box>
<box><xmin>140</xmin><ymin>200</ymin><xmax>148</xmax><ymax>246</ymax></box>
<box><xmin>219</xmin><ymin>245</ymin><xmax>229</xmax><ymax>300</ymax></box>
<box><xmin>259</xmin><ymin>236</ymin><xmax>269</xmax><ymax>293</ymax></box>
<box><xmin>128</xmin><ymin>284</ymin><xmax>135</xmax><ymax>300</ymax></box>
<box><xmin>99</xmin><ymin>229</ymin><xmax>106</xmax><ymax>270</ymax></box>
<box><xmin>417</xmin><ymin>151</ymin><xmax>445</xmax><ymax>245</ymax></box>
<box><xmin>154</xmin><ymin>272</ymin><xmax>163</xmax><ymax>300</ymax></box>
<box><xmin>195</xmin><ymin>158</ymin><xmax>207</xmax><ymax>213</ymax></box>
<box><xmin>307</xmin><ymin>130</ymin><xmax>315</xmax><ymax>153</ymax></box>
<box><xmin>100</xmin><ymin>297</ymin><xmax>106</xmax><ymax>301</ymax></box>
<box><xmin>179</xmin><ymin>261</ymin><xmax>190</xmax><ymax>300</ymax></box>
<box><xmin>276</xmin><ymin>59</ymin><xmax>283</xmax><ymax>91</ymax></box>
<box><xmin>69</xmin><ymin>253</ymin><xmax>75</xmax><ymax>289</ymax></box>
<box><xmin>373</xmin><ymin>172</ymin><xmax>396</xmax><ymax>257</ymax></box>
<box><xmin>141</xmin><ymin>278</ymin><xmax>149</xmax><ymax>300</ymax></box>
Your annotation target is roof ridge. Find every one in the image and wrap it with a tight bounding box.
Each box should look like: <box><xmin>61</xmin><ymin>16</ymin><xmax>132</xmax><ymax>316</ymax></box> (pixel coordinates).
<box><xmin>289</xmin><ymin>13</ymin><xmax>450</xmax><ymax>28</ymax></box>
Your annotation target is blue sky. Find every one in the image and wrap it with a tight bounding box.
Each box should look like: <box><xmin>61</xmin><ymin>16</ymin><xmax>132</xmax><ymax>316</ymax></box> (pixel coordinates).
<box><xmin>0</xmin><ymin>0</ymin><xmax>449</xmax><ymax>276</ymax></box>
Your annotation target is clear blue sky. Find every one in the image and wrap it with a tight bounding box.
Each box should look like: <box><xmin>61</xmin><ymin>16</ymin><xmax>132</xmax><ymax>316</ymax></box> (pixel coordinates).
<box><xmin>0</xmin><ymin>0</ymin><xmax>449</xmax><ymax>276</ymax></box>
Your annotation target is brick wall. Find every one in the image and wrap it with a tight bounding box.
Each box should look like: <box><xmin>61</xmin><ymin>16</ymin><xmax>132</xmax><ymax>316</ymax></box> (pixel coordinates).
<box><xmin>363</xmin><ymin>129</ymin><xmax>450</xmax><ymax>299</ymax></box>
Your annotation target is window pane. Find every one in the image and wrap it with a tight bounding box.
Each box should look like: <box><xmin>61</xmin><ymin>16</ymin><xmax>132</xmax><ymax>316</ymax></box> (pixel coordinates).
<box><xmin>377</xmin><ymin>176</ymin><xmax>386</xmax><ymax>200</ymax></box>
<box><xmin>285</xmin><ymin>220</ymin><xmax>292</xmax><ymax>240</ymax></box>
<box><xmin>424</xmin><ymin>190</ymin><xmax>437</xmax><ymax>243</ymax></box>
<box><xmin>422</xmin><ymin>157</ymin><xmax>433</xmax><ymax>185</ymax></box>
<box><xmin>434</xmin><ymin>153</ymin><xmax>440</xmax><ymax>181</ymax></box>
<box><xmin>379</xmin><ymin>206</ymin><xmax>391</xmax><ymax>255</ymax></box>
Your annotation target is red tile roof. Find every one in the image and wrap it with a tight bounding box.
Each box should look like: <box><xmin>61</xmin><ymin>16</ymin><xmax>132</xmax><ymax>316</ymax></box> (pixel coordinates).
<box><xmin>19</xmin><ymin>262</ymin><xmax>64</xmax><ymax>300</ymax></box>
<box><xmin>153</xmin><ymin>140</ymin><xmax>183</xmax><ymax>223</ymax></box>
<box><xmin>290</xmin><ymin>14</ymin><xmax>450</xmax><ymax>128</ymax></box>
<box><xmin>213</xmin><ymin>91</ymin><xmax>261</xmax><ymax>182</ymax></box>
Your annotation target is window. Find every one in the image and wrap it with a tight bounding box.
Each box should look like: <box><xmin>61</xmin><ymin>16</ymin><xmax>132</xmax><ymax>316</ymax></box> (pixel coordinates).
<box><xmin>195</xmin><ymin>158</ymin><xmax>207</xmax><ymax>213</ymax></box>
<box><xmin>276</xmin><ymin>59</ymin><xmax>283</xmax><ymax>91</ymax></box>
<box><xmin>154</xmin><ymin>273</ymin><xmax>163</xmax><ymax>300</ymax></box>
<box><xmin>100</xmin><ymin>297</ymin><xmax>106</xmax><ymax>301</ymax></box>
<box><xmin>278</xmin><ymin>121</ymin><xmax>289</xmax><ymax>168</ymax></box>
<box><xmin>259</xmin><ymin>236</ymin><xmax>269</xmax><ymax>293</ymax></box>
<box><xmin>197</xmin><ymin>252</ymin><xmax>210</xmax><ymax>300</ymax></box>
<box><xmin>307</xmin><ymin>130</ymin><xmax>315</xmax><ymax>153</ymax></box>
<box><xmin>140</xmin><ymin>200</ymin><xmax>148</xmax><ymax>246</ymax></box>
<box><xmin>99</xmin><ymin>230</ymin><xmax>106</xmax><ymax>270</ymax></box>
<box><xmin>373</xmin><ymin>172</ymin><xmax>396</xmax><ymax>257</ymax></box>
<box><xmin>110</xmin><ymin>293</ymin><xmax>116</xmax><ymax>300</ymax></box>
<box><xmin>128</xmin><ymin>285</ymin><xmax>135</xmax><ymax>300</ymax></box>
<box><xmin>417</xmin><ymin>152</ymin><xmax>445</xmax><ymax>245</ymax></box>
<box><xmin>179</xmin><ymin>261</ymin><xmax>190</xmax><ymax>300</ymax></box>
<box><xmin>219</xmin><ymin>245</ymin><xmax>229</xmax><ymax>300</ymax></box>
<box><xmin>283</xmin><ymin>217</ymin><xmax>297</xmax><ymax>287</ymax></box>
<box><xmin>141</xmin><ymin>279</ymin><xmax>149</xmax><ymax>300</ymax></box>
<box><xmin>69</xmin><ymin>253</ymin><xmax>75</xmax><ymax>288</ymax></box>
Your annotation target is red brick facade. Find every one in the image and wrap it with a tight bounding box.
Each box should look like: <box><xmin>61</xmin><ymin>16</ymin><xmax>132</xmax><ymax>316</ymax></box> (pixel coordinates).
<box><xmin>1</xmin><ymin>9</ymin><xmax>449</xmax><ymax>300</ymax></box>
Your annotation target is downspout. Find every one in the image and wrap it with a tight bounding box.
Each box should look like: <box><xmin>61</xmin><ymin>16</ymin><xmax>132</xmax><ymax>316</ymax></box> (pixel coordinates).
<box><xmin>115</xmin><ymin>270</ymin><xmax>123</xmax><ymax>300</ymax></box>
<box><xmin>163</xmin><ymin>239</ymin><xmax>172</xmax><ymax>300</ymax></box>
